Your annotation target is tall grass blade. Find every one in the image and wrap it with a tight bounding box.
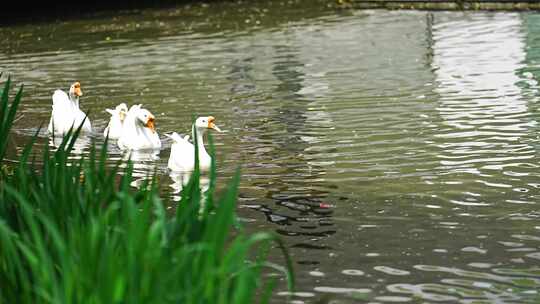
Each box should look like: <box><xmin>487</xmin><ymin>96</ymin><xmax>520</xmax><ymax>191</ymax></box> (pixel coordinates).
<box><xmin>0</xmin><ymin>77</ymin><xmax>23</xmax><ymax>163</ymax></box>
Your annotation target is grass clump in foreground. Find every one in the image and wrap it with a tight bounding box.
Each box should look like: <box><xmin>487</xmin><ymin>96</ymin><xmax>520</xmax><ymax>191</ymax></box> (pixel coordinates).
<box><xmin>0</xmin><ymin>76</ymin><xmax>294</xmax><ymax>303</ymax></box>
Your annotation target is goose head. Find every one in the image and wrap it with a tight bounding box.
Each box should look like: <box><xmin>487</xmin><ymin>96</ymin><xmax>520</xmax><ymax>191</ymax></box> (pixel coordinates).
<box><xmin>106</xmin><ymin>103</ymin><xmax>129</xmax><ymax>122</ymax></box>
<box><xmin>194</xmin><ymin>116</ymin><xmax>222</xmax><ymax>134</ymax></box>
<box><xmin>135</xmin><ymin>108</ymin><xmax>157</xmax><ymax>133</ymax></box>
<box><xmin>117</xmin><ymin>103</ymin><xmax>128</xmax><ymax>121</ymax></box>
<box><xmin>68</xmin><ymin>81</ymin><xmax>83</xmax><ymax>100</ymax></box>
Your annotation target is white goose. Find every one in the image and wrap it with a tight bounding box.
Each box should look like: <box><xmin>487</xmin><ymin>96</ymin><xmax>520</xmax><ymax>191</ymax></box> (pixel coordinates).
<box><xmin>117</xmin><ymin>104</ymin><xmax>161</xmax><ymax>150</ymax></box>
<box><xmin>103</xmin><ymin>103</ymin><xmax>128</xmax><ymax>139</ymax></box>
<box><xmin>167</xmin><ymin>116</ymin><xmax>222</xmax><ymax>172</ymax></box>
<box><xmin>48</xmin><ymin>81</ymin><xmax>92</xmax><ymax>135</ymax></box>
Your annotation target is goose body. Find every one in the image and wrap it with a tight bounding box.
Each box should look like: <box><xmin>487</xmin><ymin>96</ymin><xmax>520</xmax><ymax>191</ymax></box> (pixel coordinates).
<box><xmin>167</xmin><ymin>116</ymin><xmax>222</xmax><ymax>172</ymax></box>
<box><xmin>48</xmin><ymin>82</ymin><xmax>92</xmax><ymax>135</ymax></box>
<box><xmin>103</xmin><ymin>103</ymin><xmax>128</xmax><ymax>139</ymax></box>
<box><xmin>117</xmin><ymin>104</ymin><xmax>161</xmax><ymax>150</ymax></box>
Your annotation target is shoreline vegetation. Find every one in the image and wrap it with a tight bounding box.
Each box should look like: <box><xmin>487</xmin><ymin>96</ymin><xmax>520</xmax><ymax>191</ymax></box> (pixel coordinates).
<box><xmin>0</xmin><ymin>76</ymin><xmax>294</xmax><ymax>303</ymax></box>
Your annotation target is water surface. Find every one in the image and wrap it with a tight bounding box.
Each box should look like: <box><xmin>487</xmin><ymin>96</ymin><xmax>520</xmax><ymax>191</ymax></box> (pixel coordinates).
<box><xmin>2</xmin><ymin>3</ymin><xmax>540</xmax><ymax>303</ymax></box>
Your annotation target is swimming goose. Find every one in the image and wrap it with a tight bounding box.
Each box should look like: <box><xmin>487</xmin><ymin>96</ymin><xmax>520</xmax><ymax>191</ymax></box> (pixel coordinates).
<box><xmin>103</xmin><ymin>103</ymin><xmax>128</xmax><ymax>139</ymax></box>
<box><xmin>48</xmin><ymin>81</ymin><xmax>92</xmax><ymax>134</ymax></box>
<box><xmin>117</xmin><ymin>104</ymin><xmax>161</xmax><ymax>150</ymax></box>
<box><xmin>167</xmin><ymin>116</ymin><xmax>222</xmax><ymax>172</ymax></box>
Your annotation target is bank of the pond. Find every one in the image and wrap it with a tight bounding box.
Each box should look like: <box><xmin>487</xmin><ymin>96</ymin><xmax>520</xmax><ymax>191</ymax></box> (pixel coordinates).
<box><xmin>3</xmin><ymin>0</ymin><xmax>540</xmax><ymax>26</ymax></box>
<box><xmin>0</xmin><ymin>0</ymin><xmax>182</xmax><ymax>25</ymax></box>
<box><xmin>350</xmin><ymin>0</ymin><xmax>540</xmax><ymax>10</ymax></box>
<box><xmin>0</xmin><ymin>0</ymin><xmax>339</xmax><ymax>25</ymax></box>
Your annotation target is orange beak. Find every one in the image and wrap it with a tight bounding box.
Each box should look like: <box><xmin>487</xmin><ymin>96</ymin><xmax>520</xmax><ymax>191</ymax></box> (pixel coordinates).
<box><xmin>74</xmin><ymin>82</ymin><xmax>83</xmax><ymax>97</ymax></box>
<box><xmin>146</xmin><ymin>117</ymin><xmax>156</xmax><ymax>133</ymax></box>
<box><xmin>207</xmin><ymin>116</ymin><xmax>222</xmax><ymax>132</ymax></box>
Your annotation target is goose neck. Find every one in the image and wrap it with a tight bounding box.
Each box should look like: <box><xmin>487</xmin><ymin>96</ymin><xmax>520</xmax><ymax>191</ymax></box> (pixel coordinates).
<box><xmin>123</xmin><ymin>116</ymin><xmax>142</xmax><ymax>135</ymax></box>
<box><xmin>192</xmin><ymin>126</ymin><xmax>208</xmax><ymax>157</ymax></box>
<box><xmin>69</xmin><ymin>94</ymin><xmax>79</xmax><ymax>108</ymax></box>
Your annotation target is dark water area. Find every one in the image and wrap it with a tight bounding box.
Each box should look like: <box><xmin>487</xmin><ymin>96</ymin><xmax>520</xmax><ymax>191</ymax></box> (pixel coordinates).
<box><xmin>0</xmin><ymin>0</ymin><xmax>205</xmax><ymax>25</ymax></box>
<box><xmin>2</xmin><ymin>1</ymin><xmax>540</xmax><ymax>303</ymax></box>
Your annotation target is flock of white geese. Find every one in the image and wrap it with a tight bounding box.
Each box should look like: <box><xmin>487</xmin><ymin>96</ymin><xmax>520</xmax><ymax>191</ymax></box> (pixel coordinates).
<box><xmin>47</xmin><ymin>81</ymin><xmax>222</xmax><ymax>173</ymax></box>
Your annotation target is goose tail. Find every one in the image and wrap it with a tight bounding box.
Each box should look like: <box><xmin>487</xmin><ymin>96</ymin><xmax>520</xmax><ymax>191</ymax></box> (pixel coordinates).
<box><xmin>165</xmin><ymin>132</ymin><xmax>189</xmax><ymax>143</ymax></box>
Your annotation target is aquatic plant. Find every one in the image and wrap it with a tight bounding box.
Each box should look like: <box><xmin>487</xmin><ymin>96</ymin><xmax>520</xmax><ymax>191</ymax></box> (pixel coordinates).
<box><xmin>0</xmin><ymin>77</ymin><xmax>294</xmax><ymax>303</ymax></box>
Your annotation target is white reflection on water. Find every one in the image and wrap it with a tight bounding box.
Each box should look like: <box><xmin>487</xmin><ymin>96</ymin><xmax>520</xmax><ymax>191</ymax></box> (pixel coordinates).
<box><xmin>431</xmin><ymin>13</ymin><xmax>537</xmax><ymax>205</ymax></box>
<box><xmin>433</xmin><ymin>13</ymin><xmax>532</xmax><ymax>159</ymax></box>
<box><xmin>48</xmin><ymin>133</ymin><xmax>92</xmax><ymax>157</ymax></box>
<box><xmin>121</xmin><ymin>149</ymin><xmax>160</xmax><ymax>162</ymax></box>
<box><xmin>118</xmin><ymin>149</ymin><xmax>161</xmax><ymax>188</ymax></box>
<box><xmin>169</xmin><ymin>170</ymin><xmax>210</xmax><ymax>202</ymax></box>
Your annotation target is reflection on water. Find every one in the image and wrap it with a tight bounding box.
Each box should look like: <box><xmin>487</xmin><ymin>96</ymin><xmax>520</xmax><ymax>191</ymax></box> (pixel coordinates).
<box><xmin>121</xmin><ymin>148</ymin><xmax>161</xmax><ymax>162</ymax></box>
<box><xmin>119</xmin><ymin>148</ymin><xmax>161</xmax><ymax>188</ymax></box>
<box><xmin>2</xmin><ymin>4</ymin><xmax>540</xmax><ymax>303</ymax></box>
<box><xmin>432</xmin><ymin>13</ymin><xmax>537</xmax><ymax>207</ymax></box>
<box><xmin>169</xmin><ymin>170</ymin><xmax>210</xmax><ymax>202</ymax></box>
<box><xmin>48</xmin><ymin>133</ymin><xmax>92</xmax><ymax>156</ymax></box>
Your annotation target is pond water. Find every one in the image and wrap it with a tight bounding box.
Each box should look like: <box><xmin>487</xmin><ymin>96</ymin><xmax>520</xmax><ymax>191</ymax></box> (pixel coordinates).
<box><xmin>2</xmin><ymin>2</ymin><xmax>540</xmax><ymax>303</ymax></box>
